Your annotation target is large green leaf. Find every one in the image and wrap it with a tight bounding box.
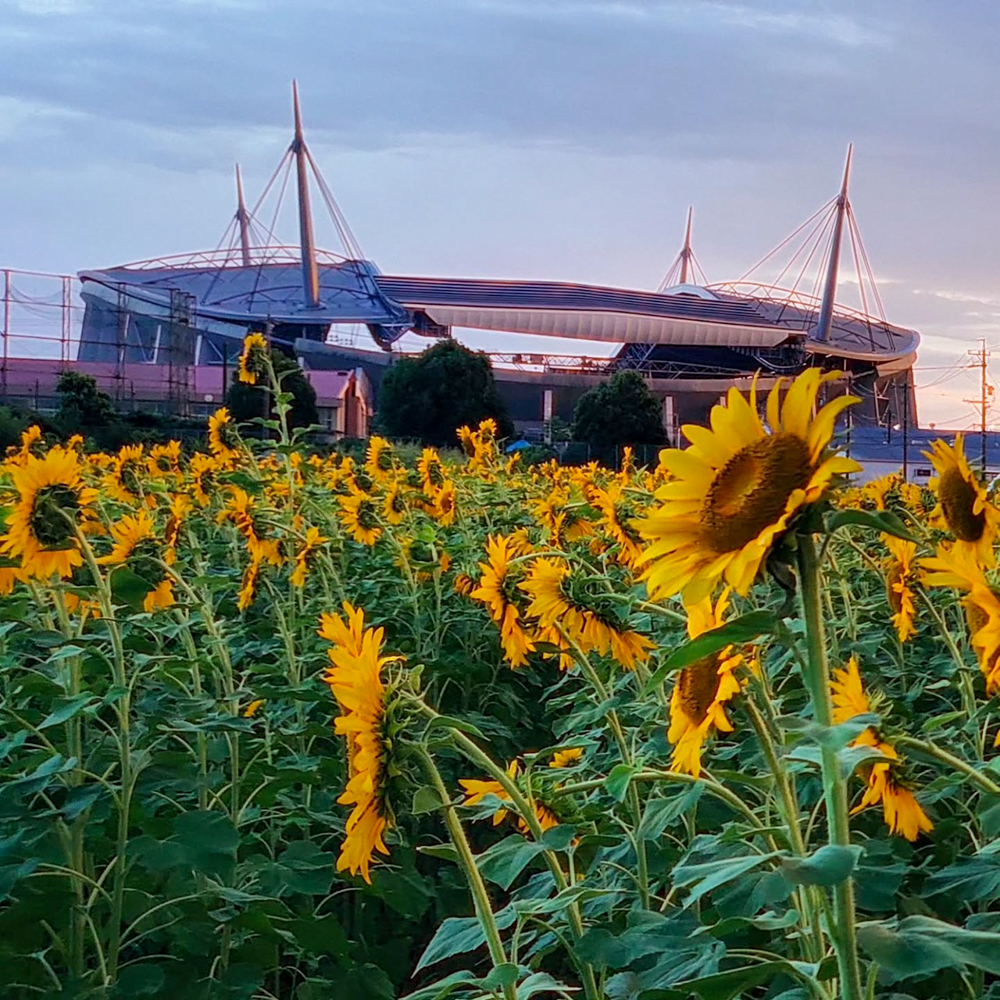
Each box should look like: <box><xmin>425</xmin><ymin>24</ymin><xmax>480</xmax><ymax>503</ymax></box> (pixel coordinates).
<box><xmin>672</xmin><ymin>852</ymin><xmax>779</xmax><ymax>906</ymax></box>
<box><xmin>780</xmin><ymin>844</ymin><xmax>861</xmax><ymax>887</ymax></box>
<box><xmin>644</xmin><ymin>610</ymin><xmax>779</xmax><ymax>692</ymax></box>
<box><xmin>827</xmin><ymin>507</ymin><xmax>918</xmax><ymax>541</ymax></box>
<box><xmin>477</xmin><ymin>835</ymin><xmax>547</xmax><ymax>889</ymax></box>
<box><xmin>857</xmin><ymin>915</ymin><xmax>1000</xmax><ymax>979</ymax></box>
<box><xmin>414</xmin><ymin>908</ymin><xmax>516</xmax><ymax>972</ymax></box>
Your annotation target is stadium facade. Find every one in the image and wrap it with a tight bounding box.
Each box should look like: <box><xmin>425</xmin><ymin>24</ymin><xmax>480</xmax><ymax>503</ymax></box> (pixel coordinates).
<box><xmin>19</xmin><ymin>87</ymin><xmax>920</xmax><ymax>440</ymax></box>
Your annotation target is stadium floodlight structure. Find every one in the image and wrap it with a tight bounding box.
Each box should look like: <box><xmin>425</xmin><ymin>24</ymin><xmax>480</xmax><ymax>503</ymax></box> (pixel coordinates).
<box><xmin>73</xmin><ymin>90</ymin><xmax>918</xmax><ymax>430</ymax></box>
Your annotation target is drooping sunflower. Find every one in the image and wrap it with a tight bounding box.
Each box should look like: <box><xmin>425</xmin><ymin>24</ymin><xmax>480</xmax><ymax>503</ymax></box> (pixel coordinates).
<box><xmin>590</xmin><ymin>482</ymin><xmax>643</xmax><ymax>568</ymax></box>
<box><xmin>921</xmin><ymin>545</ymin><xmax>1000</xmax><ymax>695</ymax></box>
<box><xmin>187</xmin><ymin>452</ymin><xmax>220</xmax><ymax>506</ymax></box>
<box><xmin>636</xmin><ymin>370</ymin><xmax>859</xmax><ymax>604</ymax></box>
<box><xmin>237</xmin><ymin>555</ymin><xmax>261</xmax><ymax>611</ymax></box>
<box><xmin>237</xmin><ymin>332</ymin><xmax>269</xmax><ymax>385</ymax></box>
<box><xmin>208</xmin><ymin>407</ymin><xmax>241</xmax><ymax>465</ymax></box>
<box><xmin>5</xmin><ymin>425</ymin><xmax>44</xmax><ymax>467</ymax></box>
<box><xmin>382</xmin><ymin>482</ymin><xmax>407</xmax><ymax>526</ymax></box>
<box><xmin>289</xmin><ymin>525</ymin><xmax>328</xmax><ymax>587</ymax></box>
<box><xmin>98</xmin><ymin>508</ymin><xmax>176</xmax><ymax>611</ymax></box>
<box><xmin>459</xmin><ymin>760</ymin><xmax>559</xmax><ymax>835</ymax></box>
<box><xmin>831</xmin><ymin>657</ymin><xmax>933</xmax><ymax>841</ymax></box>
<box><xmin>470</xmin><ymin>534</ymin><xmax>535</xmax><ymax>668</ymax></box>
<box><xmin>105</xmin><ymin>444</ymin><xmax>147</xmax><ymax>505</ymax></box>
<box><xmin>338</xmin><ymin>488</ymin><xmax>382</xmax><ymax>546</ymax></box>
<box><xmin>365</xmin><ymin>437</ymin><xmax>395</xmax><ymax>484</ymax></box>
<box><xmin>883</xmin><ymin>534</ymin><xmax>918</xmax><ymax>643</ymax></box>
<box><xmin>1</xmin><ymin>446</ymin><xmax>99</xmax><ymax>580</ymax></box>
<box><xmin>321</xmin><ymin>604</ymin><xmax>399</xmax><ymax>883</ymax></box>
<box><xmin>432</xmin><ymin>481</ymin><xmax>457</xmax><ymax>527</ymax></box>
<box><xmin>666</xmin><ymin>589</ymin><xmax>745</xmax><ymax>778</ymax></box>
<box><xmin>163</xmin><ymin>493</ymin><xmax>191</xmax><ymax>562</ymax></box>
<box><xmin>0</xmin><ymin>565</ymin><xmax>26</xmax><ymax>595</ymax></box>
<box><xmin>417</xmin><ymin>448</ymin><xmax>446</xmax><ymax>494</ymax></box>
<box><xmin>924</xmin><ymin>435</ymin><xmax>999</xmax><ymax>568</ymax></box>
<box><xmin>519</xmin><ymin>557</ymin><xmax>654</xmax><ymax>670</ymax></box>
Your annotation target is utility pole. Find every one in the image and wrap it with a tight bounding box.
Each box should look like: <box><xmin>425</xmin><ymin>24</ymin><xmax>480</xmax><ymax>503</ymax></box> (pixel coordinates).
<box><xmin>964</xmin><ymin>339</ymin><xmax>992</xmax><ymax>474</ymax></box>
<box><xmin>901</xmin><ymin>382</ymin><xmax>909</xmax><ymax>480</ymax></box>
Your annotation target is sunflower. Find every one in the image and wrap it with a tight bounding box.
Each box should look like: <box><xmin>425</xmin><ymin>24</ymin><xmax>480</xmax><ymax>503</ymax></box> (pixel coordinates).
<box><xmin>432</xmin><ymin>481</ymin><xmax>457</xmax><ymax>527</ymax></box>
<box><xmin>417</xmin><ymin>448</ymin><xmax>446</xmax><ymax>494</ymax></box>
<box><xmin>470</xmin><ymin>534</ymin><xmax>535</xmax><ymax>668</ymax></box>
<box><xmin>365</xmin><ymin>437</ymin><xmax>395</xmax><ymax>484</ymax></box>
<box><xmin>187</xmin><ymin>452</ymin><xmax>220</xmax><ymax>506</ymax></box>
<box><xmin>0</xmin><ymin>565</ymin><xmax>25</xmax><ymax>595</ymax></box>
<box><xmin>321</xmin><ymin>604</ymin><xmax>399</xmax><ymax>883</ymax></box>
<box><xmin>382</xmin><ymin>482</ymin><xmax>407</xmax><ymax>525</ymax></box>
<box><xmin>1</xmin><ymin>446</ymin><xmax>99</xmax><ymax>580</ymax></box>
<box><xmin>147</xmin><ymin>441</ymin><xmax>183</xmax><ymax>483</ymax></box>
<box><xmin>666</xmin><ymin>590</ymin><xmax>745</xmax><ymax>778</ymax></box>
<box><xmin>243</xmin><ymin>698</ymin><xmax>265</xmax><ymax>718</ymax></box>
<box><xmin>98</xmin><ymin>508</ymin><xmax>176</xmax><ymax>611</ymax></box>
<box><xmin>459</xmin><ymin>760</ymin><xmax>559</xmax><ymax>835</ymax></box>
<box><xmin>921</xmin><ymin>545</ymin><xmax>1000</xmax><ymax>695</ymax></box>
<box><xmin>105</xmin><ymin>444</ymin><xmax>146</xmax><ymax>505</ymax></box>
<box><xmin>208</xmin><ymin>407</ymin><xmax>241</xmax><ymax>465</ymax></box>
<box><xmin>338</xmin><ymin>488</ymin><xmax>382</xmax><ymax>546</ymax></box>
<box><xmin>519</xmin><ymin>558</ymin><xmax>654</xmax><ymax>670</ymax></box>
<box><xmin>237</xmin><ymin>332</ymin><xmax>268</xmax><ymax>385</ymax></box>
<box><xmin>924</xmin><ymin>435</ymin><xmax>998</xmax><ymax>567</ymax></box>
<box><xmin>549</xmin><ymin>747</ymin><xmax>583</xmax><ymax>768</ymax></box>
<box><xmin>290</xmin><ymin>525</ymin><xmax>327</xmax><ymax>587</ymax></box>
<box><xmin>6</xmin><ymin>425</ymin><xmax>44</xmax><ymax>467</ymax></box>
<box><xmin>237</xmin><ymin>555</ymin><xmax>261</xmax><ymax>611</ymax></box>
<box><xmin>831</xmin><ymin>657</ymin><xmax>933</xmax><ymax>841</ymax></box>
<box><xmin>635</xmin><ymin>370</ymin><xmax>859</xmax><ymax>604</ymax></box>
<box><xmin>590</xmin><ymin>482</ymin><xmax>643</xmax><ymax>567</ymax></box>
<box><xmin>883</xmin><ymin>535</ymin><xmax>917</xmax><ymax>643</ymax></box>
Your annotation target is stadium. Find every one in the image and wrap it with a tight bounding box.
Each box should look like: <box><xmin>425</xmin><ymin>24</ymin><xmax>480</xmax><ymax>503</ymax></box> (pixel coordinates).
<box><xmin>5</xmin><ymin>87</ymin><xmax>918</xmax><ymax>442</ymax></box>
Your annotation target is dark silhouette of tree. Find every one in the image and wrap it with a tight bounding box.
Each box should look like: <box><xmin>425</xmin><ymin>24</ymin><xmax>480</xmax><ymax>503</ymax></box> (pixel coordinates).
<box><xmin>226</xmin><ymin>346</ymin><xmax>318</xmax><ymax>430</ymax></box>
<box><xmin>377</xmin><ymin>340</ymin><xmax>512</xmax><ymax>447</ymax></box>
<box><xmin>572</xmin><ymin>371</ymin><xmax>665</xmax><ymax>450</ymax></box>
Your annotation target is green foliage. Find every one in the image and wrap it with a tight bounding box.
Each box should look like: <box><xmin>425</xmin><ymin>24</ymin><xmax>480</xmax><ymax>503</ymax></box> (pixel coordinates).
<box><xmin>226</xmin><ymin>346</ymin><xmax>318</xmax><ymax>429</ymax></box>
<box><xmin>0</xmin><ymin>404</ymin><xmax>31</xmax><ymax>450</ymax></box>
<box><xmin>572</xmin><ymin>370</ymin><xmax>665</xmax><ymax>448</ymax></box>
<box><xmin>377</xmin><ymin>340</ymin><xmax>512</xmax><ymax>447</ymax></box>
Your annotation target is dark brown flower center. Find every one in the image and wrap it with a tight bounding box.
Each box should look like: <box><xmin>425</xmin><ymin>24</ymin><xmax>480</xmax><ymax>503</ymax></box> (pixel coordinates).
<box><xmin>677</xmin><ymin>656</ymin><xmax>723</xmax><ymax>724</ymax></box>
<box><xmin>939</xmin><ymin>467</ymin><xmax>985</xmax><ymax>542</ymax></box>
<box><xmin>30</xmin><ymin>484</ymin><xmax>80</xmax><ymax>549</ymax></box>
<box><xmin>701</xmin><ymin>433</ymin><xmax>812</xmax><ymax>553</ymax></box>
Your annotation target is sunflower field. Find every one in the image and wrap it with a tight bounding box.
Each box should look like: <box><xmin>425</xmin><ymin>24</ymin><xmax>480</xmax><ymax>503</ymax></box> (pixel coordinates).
<box><xmin>3</xmin><ymin>341</ymin><xmax>1000</xmax><ymax>1000</ymax></box>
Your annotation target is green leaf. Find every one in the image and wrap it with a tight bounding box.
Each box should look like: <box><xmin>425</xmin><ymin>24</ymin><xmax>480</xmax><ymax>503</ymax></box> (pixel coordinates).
<box><xmin>417</xmin><ymin>844</ymin><xmax>460</xmax><ymax>864</ymax></box>
<box><xmin>477</xmin><ymin>836</ymin><xmax>546</xmax><ymax>889</ymax></box>
<box><xmin>38</xmin><ymin>694</ymin><xmax>98</xmax><ymax>730</ymax></box>
<box><xmin>425</xmin><ymin>715</ymin><xmax>488</xmax><ymax>740</ymax></box>
<box><xmin>645</xmin><ymin>611</ymin><xmax>778</xmax><ymax>692</ymax></box>
<box><xmin>675</xmin><ymin>961</ymin><xmax>808</xmax><ymax>1000</ymax></box>
<box><xmin>638</xmin><ymin>786</ymin><xmax>704</xmax><ymax>840</ymax></box>
<box><xmin>672</xmin><ymin>852</ymin><xmax>779</xmax><ymax>906</ymax></box>
<box><xmin>781</xmin><ymin>845</ymin><xmax>862</xmax><ymax>887</ymax></box>
<box><xmin>778</xmin><ymin>713</ymin><xmax>881</xmax><ymax>750</ymax></box>
<box><xmin>414</xmin><ymin>908</ymin><xmax>516</xmax><ymax>972</ymax></box>
<box><xmin>480</xmin><ymin>964</ymin><xmax>519</xmax><ymax>990</ymax></box>
<box><xmin>110</xmin><ymin>566</ymin><xmax>154</xmax><ymax>611</ymax></box>
<box><xmin>411</xmin><ymin>785</ymin><xmax>445</xmax><ymax>815</ymax></box>
<box><xmin>857</xmin><ymin>916</ymin><xmax>1000</xmax><ymax>979</ymax></box>
<box><xmin>606</xmin><ymin>762</ymin><xmax>639</xmax><ymax>802</ymax></box>
<box><xmin>827</xmin><ymin>507</ymin><xmax>918</xmax><ymax>541</ymax></box>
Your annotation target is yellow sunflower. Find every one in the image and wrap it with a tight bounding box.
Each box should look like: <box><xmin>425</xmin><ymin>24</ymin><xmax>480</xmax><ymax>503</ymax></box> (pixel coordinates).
<box><xmin>147</xmin><ymin>440</ymin><xmax>183</xmax><ymax>483</ymax></box>
<box><xmin>883</xmin><ymin>535</ymin><xmax>917</xmax><ymax>643</ymax></box>
<box><xmin>187</xmin><ymin>452</ymin><xmax>220</xmax><ymax>506</ymax></box>
<box><xmin>237</xmin><ymin>332</ymin><xmax>268</xmax><ymax>385</ymax></box>
<box><xmin>6</xmin><ymin>425</ymin><xmax>44</xmax><ymax>467</ymax></box>
<box><xmin>289</xmin><ymin>525</ymin><xmax>327</xmax><ymax>587</ymax></box>
<box><xmin>470</xmin><ymin>534</ymin><xmax>535</xmax><ymax>668</ymax></box>
<box><xmin>549</xmin><ymin>747</ymin><xmax>583</xmax><ymax>768</ymax></box>
<box><xmin>365</xmin><ymin>437</ymin><xmax>395</xmax><ymax>484</ymax></box>
<box><xmin>321</xmin><ymin>604</ymin><xmax>399</xmax><ymax>883</ymax></box>
<box><xmin>243</xmin><ymin>698</ymin><xmax>266</xmax><ymax>718</ymax></box>
<box><xmin>432</xmin><ymin>480</ymin><xmax>457</xmax><ymax>526</ymax></box>
<box><xmin>921</xmin><ymin>545</ymin><xmax>1000</xmax><ymax>695</ymax></box>
<box><xmin>831</xmin><ymin>658</ymin><xmax>933</xmax><ymax>841</ymax></box>
<box><xmin>666</xmin><ymin>589</ymin><xmax>745</xmax><ymax>778</ymax></box>
<box><xmin>0</xmin><ymin>565</ymin><xmax>26</xmax><ymax>594</ymax></box>
<box><xmin>237</xmin><ymin>555</ymin><xmax>261</xmax><ymax>611</ymax></box>
<box><xmin>518</xmin><ymin>558</ymin><xmax>655</xmax><ymax>670</ymax></box>
<box><xmin>164</xmin><ymin>493</ymin><xmax>191</xmax><ymax>562</ymax></box>
<box><xmin>105</xmin><ymin>444</ymin><xmax>146</xmax><ymax>505</ymax></box>
<box><xmin>208</xmin><ymin>407</ymin><xmax>241</xmax><ymax>465</ymax></box>
<box><xmin>636</xmin><ymin>370</ymin><xmax>859</xmax><ymax>604</ymax></box>
<box><xmin>459</xmin><ymin>760</ymin><xmax>559</xmax><ymax>835</ymax></box>
<box><xmin>1</xmin><ymin>446</ymin><xmax>98</xmax><ymax>580</ymax></box>
<box><xmin>417</xmin><ymin>448</ymin><xmax>446</xmax><ymax>493</ymax></box>
<box><xmin>338</xmin><ymin>488</ymin><xmax>382</xmax><ymax>546</ymax></box>
<box><xmin>924</xmin><ymin>435</ymin><xmax>998</xmax><ymax>568</ymax></box>
<box><xmin>590</xmin><ymin>482</ymin><xmax>643</xmax><ymax>567</ymax></box>
<box><xmin>382</xmin><ymin>482</ymin><xmax>407</xmax><ymax>525</ymax></box>
<box><xmin>98</xmin><ymin>508</ymin><xmax>176</xmax><ymax>612</ymax></box>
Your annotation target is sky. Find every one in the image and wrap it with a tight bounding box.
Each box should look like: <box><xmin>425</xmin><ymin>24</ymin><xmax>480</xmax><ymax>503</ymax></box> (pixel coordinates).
<box><xmin>0</xmin><ymin>0</ymin><xmax>997</xmax><ymax>428</ymax></box>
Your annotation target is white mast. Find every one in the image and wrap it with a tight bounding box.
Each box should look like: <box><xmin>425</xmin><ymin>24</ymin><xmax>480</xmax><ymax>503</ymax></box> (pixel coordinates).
<box><xmin>679</xmin><ymin>206</ymin><xmax>693</xmax><ymax>285</ymax></box>
<box><xmin>291</xmin><ymin>80</ymin><xmax>321</xmax><ymax>309</ymax></box>
<box><xmin>815</xmin><ymin>145</ymin><xmax>853</xmax><ymax>344</ymax></box>
<box><xmin>235</xmin><ymin>163</ymin><xmax>252</xmax><ymax>267</ymax></box>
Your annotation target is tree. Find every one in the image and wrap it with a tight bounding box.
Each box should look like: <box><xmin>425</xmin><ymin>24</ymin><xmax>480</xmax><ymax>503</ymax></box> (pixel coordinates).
<box><xmin>226</xmin><ymin>346</ymin><xmax>318</xmax><ymax>431</ymax></box>
<box><xmin>572</xmin><ymin>371</ymin><xmax>665</xmax><ymax>449</ymax></box>
<box><xmin>54</xmin><ymin>370</ymin><xmax>130</xmax><ymax>448</ymax></box>
<box><xmin>377</xmin><ymin>340</ymin><xmax>513</xmax><ymax>447</ymax></box>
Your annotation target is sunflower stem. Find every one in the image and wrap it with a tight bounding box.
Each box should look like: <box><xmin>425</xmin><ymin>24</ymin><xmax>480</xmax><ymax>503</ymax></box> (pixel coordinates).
<box><xmin>796</xmin><ymin>533</ymin><xmax>865</xmax><ymax>1000</ymax></box>
<box><xmin>894</xmin><ymin>735</ymin><xmax>1000</xmax><ymax>795</ymax></box>
<box><xmin>418</xmin><ymin>750</ymin><xmax>517</xmax><ymax>1000</ymax></box>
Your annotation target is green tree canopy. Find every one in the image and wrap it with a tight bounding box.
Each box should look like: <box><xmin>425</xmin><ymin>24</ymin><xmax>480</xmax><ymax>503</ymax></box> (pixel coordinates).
<box><xmin>572</xmin><ymin>371</ymin><xmax>665</xmax><ymax>449</ymax></box>
<box><xmin>377</xmin><ymin>340</ymin><xmax>512</xmax><ymax>447</ymax></box>
<box><xmin>226</xmin><ymin>346</ymin><xmax>318</xmax><ymax>430</ymax></box>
